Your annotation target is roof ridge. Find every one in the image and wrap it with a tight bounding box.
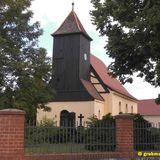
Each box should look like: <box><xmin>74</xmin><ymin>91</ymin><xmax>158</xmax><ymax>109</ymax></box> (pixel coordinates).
<box><xmin>73</xmin><ymin>11</ymin><xmax>82</xmax><ymax>32</ymax></box>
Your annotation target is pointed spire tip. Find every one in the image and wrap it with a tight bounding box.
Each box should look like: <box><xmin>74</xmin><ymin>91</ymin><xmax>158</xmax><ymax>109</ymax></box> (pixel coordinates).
<box><xmin>72</xmin><ymin>2</ymin><xmax>74</xmax><ymax>11</ymax></box>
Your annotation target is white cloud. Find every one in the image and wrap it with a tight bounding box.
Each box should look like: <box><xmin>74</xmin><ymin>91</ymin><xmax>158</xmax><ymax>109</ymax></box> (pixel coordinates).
<box><xmin>30</xmin><ymin>0</ymin><xmax>94</xmax><ymax>29</ymax></box>
<box><xmin>30</xmin><ymin>0</ymin><xmax>160</xmax><ymax>100</ymax></box>
<box><xmin>124</xmin><ymin>76</ymin><xmax>160</xmax><ymax>100</ymax></box>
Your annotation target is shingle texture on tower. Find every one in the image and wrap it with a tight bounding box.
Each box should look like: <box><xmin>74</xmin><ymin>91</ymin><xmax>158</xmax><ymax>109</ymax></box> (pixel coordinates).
<box><xmin>53</xmin><ymin>10</ymin><xmax>92</xmax><ymax>40</ymax></box>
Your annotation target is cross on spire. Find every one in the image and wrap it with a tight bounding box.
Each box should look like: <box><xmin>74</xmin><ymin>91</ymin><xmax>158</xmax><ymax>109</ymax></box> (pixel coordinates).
<box><xmin>72</xmin><ymin>1</ymin><xmax>74</xmax><ymax>11</ymax></box>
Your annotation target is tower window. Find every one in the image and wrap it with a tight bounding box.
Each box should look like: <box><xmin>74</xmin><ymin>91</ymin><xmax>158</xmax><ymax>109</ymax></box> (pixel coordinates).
<box><xmin>84</xmin><ymin>53</ymin><xmax>87</xmax><ymax>61</ymax></box>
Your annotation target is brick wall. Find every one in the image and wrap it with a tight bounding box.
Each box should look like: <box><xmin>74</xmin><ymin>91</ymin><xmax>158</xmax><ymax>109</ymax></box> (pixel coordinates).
<box><xmin>25</xmin><ymin>152</ymin><xmax>137</xmax><ymax>160</ymax></box>
<box><xmin>0</xmin><ymin>109</ymin><xmax>25</xmax><ymax>160</ymax></box>
<box><xmin>25</xmin><ymin>153</ymin><xmax>117</xmax><ymax>160</ymax></box>
<box><xmin>115</xmin><ymin>114</ymin><xmax>135</xmax><ymax>158</ymax></box>
<box><xmin>0</xmin><ymin>109</ymin><xmax>137</xmax><ymax>160</ymax></box>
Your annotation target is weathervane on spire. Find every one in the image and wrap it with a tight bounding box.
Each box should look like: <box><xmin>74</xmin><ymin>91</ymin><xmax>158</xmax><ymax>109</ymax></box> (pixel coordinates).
<box><xmin>72</xmin><ymin>0</ymin><xmax>75</xmax><ymax>11</ymax></box>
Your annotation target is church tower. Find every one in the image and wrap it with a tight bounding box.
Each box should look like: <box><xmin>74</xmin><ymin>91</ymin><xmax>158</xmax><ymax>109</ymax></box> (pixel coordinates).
<box><xmin>51</xmin><ymin>4</ymin><xmax>97</xmax><ymax>101</ymax></box>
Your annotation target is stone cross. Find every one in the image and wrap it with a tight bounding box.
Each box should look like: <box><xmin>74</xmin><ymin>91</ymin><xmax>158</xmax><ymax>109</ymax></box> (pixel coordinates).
<box><xmin>78</xmin><ymin>113</ymin><xmax>84</xmax><ymax>127</ymax></box>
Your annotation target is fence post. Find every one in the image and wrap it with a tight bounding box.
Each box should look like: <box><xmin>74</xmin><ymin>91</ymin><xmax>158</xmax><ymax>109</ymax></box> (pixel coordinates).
<box><xmin>115</xmin><ymin>114</ymin><xmax>135</xmax><ymax>158</ymax></box>
<box><xmin>0</xmin><ymin>109</ymin><xmax>25</xmax><ymax>160</ymax></box>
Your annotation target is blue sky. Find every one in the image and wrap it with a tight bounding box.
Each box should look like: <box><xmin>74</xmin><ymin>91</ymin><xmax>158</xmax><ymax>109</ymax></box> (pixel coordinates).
<box><xmin>31</xmin><ymin>0</ymin><xmax>159</xmax><ymax>100</ymax></box>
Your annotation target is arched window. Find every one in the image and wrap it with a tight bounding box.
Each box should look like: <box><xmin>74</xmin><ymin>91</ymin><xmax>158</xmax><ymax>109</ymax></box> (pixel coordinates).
<box><xmin>98</xmin><ymin>110</ymin><xmax>101</xmax><ymax>119</ymax></box>
<box><xmin>119</xmin><ymin>102</ymin><xmax>122</xmax><ymax>113</ymax></box>
<box><xmin>125</xmin><ymin>104</ymin><xmax>128</xmax><ymax>113</ymax></box>
<box><xmin>131</xmin><ymin>106</ymin><xmax>133</xmax><ymax>113</ymax></box>
<box><xmin>60</xmin><ymin>110</ymin><xmax>75</xmax><ymax>127</ymax></box>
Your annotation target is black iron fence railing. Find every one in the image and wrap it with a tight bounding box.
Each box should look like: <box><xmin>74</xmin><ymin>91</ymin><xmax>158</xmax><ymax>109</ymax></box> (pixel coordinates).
<box><xmin>134</xmin><ymin>120</ymin><xmax>160</xmax><ymax>151</ymax></box>
<box><xmin>25</xmin><ymin>120</ymin><xmax>116</xmax><ymax>154</ymax></box>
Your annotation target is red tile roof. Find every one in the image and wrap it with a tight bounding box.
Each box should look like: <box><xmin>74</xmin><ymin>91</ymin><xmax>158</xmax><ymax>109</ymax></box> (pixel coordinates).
<box><xmin>53</xmin><ymin>11</ymin><xmax>92</xmax><ymax>40</ymax></box>
<box><xmin>90</xmin><ymin>55</ymin><xmax>137</xmax><ymax>100</ymax></box>
<box><xmin>80</xmin><ymin>79</ymin><xmax>104</xmax><ymax>101</ymax></box>
<box><xmin>138</xmin><ymin>99</ymin><xmax>160</xmax><ymax>116</ymax></box>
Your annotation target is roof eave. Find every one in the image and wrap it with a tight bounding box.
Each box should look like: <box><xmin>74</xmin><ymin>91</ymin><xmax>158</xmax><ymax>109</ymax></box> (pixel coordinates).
<box><xmin>51</xmin><ymin>32</ymin><xmax>92</xmax><ymax>41</ymax></box>
<box><xmin>112</xmin><ymin>90</ymin><xmax>139</xmax><ymax>101</ymax></box>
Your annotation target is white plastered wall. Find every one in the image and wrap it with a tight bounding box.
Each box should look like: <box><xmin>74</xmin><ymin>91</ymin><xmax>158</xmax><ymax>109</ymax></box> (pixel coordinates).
<box><xmin>143</xmin><ymin>116</ymin><xmax>160</xmax><ymax>124</ymax></box>
<box><xmin>111</xmin><ymin>91</ymin><xmax>138</xmax><ymax>116</ymax></box>
<box><xmin>37</xmin><ymin>100</ymin><xmax>104</xmax><ymax>123</ymax></box>
<box><xmin>93</xmin><ymin>100</ymin><xmax>104</xmax><ymax>119</ymax></box>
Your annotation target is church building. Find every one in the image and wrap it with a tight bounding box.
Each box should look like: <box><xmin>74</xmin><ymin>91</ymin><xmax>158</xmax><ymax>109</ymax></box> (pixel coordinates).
<box><xmin>37</xmin><ymin>5</ymin><xmax>138</xmax><ymax>126</ymax></box>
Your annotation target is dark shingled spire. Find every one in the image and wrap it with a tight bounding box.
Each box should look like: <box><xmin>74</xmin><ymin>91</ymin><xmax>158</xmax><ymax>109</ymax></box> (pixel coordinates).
<box><xmin>52</xmin><ymin>9</ymin><xmax>92</xmax><ymax>40</ymax></box>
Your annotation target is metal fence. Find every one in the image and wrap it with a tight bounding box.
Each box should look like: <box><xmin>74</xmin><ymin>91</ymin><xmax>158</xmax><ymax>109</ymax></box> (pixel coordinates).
<box><xmin>25</xmin><ymin>120</ymin><xmax>116</xmax><ymax>155</ymax></box>
<box><xmin>134</xmin><ymin>119</ymin><xmax>160</xmax><ymax>151</ymax></box>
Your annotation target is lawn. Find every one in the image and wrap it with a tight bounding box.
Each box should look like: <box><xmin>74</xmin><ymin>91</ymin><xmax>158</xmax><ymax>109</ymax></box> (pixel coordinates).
<box><xmin>25</xmin><ymin>143</ymin><xmax>86</xmax><ymax>155</ymax></box>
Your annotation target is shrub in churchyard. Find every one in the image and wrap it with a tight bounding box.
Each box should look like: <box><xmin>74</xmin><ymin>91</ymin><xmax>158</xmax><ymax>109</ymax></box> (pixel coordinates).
<box><xmin>134</xmin><ymin>114</ymin><xmax>158</xmax><ymax>150</ymax></box>
<box><xmin>85</xmin><ymin>113</ymin><xmax>116</xmax><ymax>151</ymax></box>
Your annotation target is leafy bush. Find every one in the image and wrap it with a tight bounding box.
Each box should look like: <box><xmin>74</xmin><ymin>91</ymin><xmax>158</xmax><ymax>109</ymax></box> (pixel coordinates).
<box><xmin>40</xmin><ymin>115</ymin><xmax>56</xmax><ymax>127</ymax></box>
<box><xmin>25</xmin><ymin>116</ymin><xmax>57</xmax><ymax>146</ymax></box>
<box><xmin>134</xmin><ymin>114</ymin><xmax>158</xmax><ymax>150</ymax></box>
<box><xmin>85</xmin><ymin>113</ymin><xmax>116</xmax><ymax>151</ymax></box>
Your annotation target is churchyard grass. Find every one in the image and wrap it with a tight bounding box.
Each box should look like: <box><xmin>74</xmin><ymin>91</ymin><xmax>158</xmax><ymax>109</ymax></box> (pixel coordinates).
<box><xmin>25</xmin><ymin>143</ymin><xmax>86</xmax><ymax>154</ymax></box>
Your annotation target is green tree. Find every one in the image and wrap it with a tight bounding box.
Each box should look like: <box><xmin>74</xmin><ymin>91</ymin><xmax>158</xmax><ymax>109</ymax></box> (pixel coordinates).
<box><xmin>0</xmin><ymin>0</ymin><xmax>54</xmax><ymax>120</ymax></box>
<box><xmin>90</xmin><ymin>0</ymin><xmax>160</xmax><ymax>103</ymax></box>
